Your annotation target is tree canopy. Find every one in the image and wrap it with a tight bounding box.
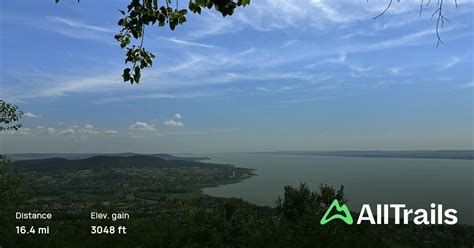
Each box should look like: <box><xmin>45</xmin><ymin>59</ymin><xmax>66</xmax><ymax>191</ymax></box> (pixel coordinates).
<box><xmin>0</xmin><ymin>100</ymin><xmax>23</xmax><ymax>131</ymax></box>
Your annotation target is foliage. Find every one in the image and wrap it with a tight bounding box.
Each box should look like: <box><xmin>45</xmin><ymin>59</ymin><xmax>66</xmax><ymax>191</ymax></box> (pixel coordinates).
<box><xmin>113</xmin><ymin>0</ymin><xmax>250</xmax><ymax>84</ymax></box>
<box><xmin>0</xmin><ymin>100</ymin><xmax>23</xmax><ymax>131</ymax></box>
<box><xmin>276</xmin><ymin>183</ymin><xmax>346</xmax><ymax>222</ymax></box>
<box><xmin>0</xmin><ymin>101</ymin><xmax>28</xmax><ymax>244</ymax></box>
<box><xmin>0</xmin><ymin>155</ymin><xmax>26</xmax><ymax>212</ymax></box>
<box><xmin>0</xmin><ymin>155</ymin><xmax>29</xmax><ymax>245</ymax></box>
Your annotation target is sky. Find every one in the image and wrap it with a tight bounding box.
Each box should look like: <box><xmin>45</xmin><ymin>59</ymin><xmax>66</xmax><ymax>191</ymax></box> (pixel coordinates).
<box><xmin>0</xmin><ymin>0</ymin><xmax>473</xmax><ymax>153</ymax></box>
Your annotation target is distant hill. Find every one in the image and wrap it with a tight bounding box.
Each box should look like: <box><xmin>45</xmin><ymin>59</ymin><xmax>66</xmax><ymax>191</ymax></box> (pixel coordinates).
<box><xmin>8</xmin><ymin>153</ymin><xmax>208</xmax><ymax>162</ymax></box>
<box><xmin>259</xmin><ymin>150</ymin><xmax>474</xmax><ymax>160</ymax></box>
<box><xmin>12</xmin><ymin>155</ymin><xmax>223</xmax><ymax>172</ymax></box>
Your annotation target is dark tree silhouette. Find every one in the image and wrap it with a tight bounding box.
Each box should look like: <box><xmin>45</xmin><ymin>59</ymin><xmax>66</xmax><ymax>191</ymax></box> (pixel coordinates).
<box><xmin>0</xmin><ymin>102</ymin><xmax>28</xmax><ymax>245</ymax></box>
<box><xmin>0</xmin><ymin>100</ymin><xmax>23</xmax><ymax>131</ymax></box>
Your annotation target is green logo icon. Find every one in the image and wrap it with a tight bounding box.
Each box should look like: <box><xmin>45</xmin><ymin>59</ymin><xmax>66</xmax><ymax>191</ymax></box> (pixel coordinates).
<box><xmin>320</xmin><ymin>199</ymin><xmax>353</xmax><ymax>225</ymax></box>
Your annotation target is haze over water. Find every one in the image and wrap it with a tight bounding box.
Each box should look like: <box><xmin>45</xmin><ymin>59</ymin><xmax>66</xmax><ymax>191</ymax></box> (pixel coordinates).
<box><xmin>202</xmin><ymin>153</ymin><xmax>474</xmax><ymax>224</ymax></box>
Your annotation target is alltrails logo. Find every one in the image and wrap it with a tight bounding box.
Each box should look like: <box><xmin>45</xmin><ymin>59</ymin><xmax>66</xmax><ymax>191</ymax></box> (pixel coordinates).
<box><xmin>320</xmin><ymin>200</ymin><xmax>458</xmax><ymax>225</ymax></box>
<box><xmin>320</xmin><ymin>200</ymin><xmax>353</xmax><ymax>225</ymax></box>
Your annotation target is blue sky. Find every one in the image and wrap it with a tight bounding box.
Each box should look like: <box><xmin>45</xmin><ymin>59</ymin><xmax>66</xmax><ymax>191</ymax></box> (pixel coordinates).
<box><xmin>0</xmin><ymin>0</ymin><xmax>472</xmax><ymax>153</ymax></box>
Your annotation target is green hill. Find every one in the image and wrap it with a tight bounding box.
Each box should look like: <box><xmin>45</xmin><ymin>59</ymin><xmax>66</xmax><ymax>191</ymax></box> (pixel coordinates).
<box><xmin>7</xmin><ymin>152</ymin><xmax>208</xmax><ymax>162</ymax></box>
<box><xmin>12</xmin><ymin>155</ymin><xmax>221</xmax><ymax>172</ymax></box>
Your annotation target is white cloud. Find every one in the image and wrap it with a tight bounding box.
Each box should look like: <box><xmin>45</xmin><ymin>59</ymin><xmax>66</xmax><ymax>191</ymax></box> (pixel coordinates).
<box><xmin>104</xmin><ymin>130</ymin><xmax>119</xmax><ymax>134</ymax></box>
<box><xmin>36</xmin><ymin>126</ymin><xmax>57</xmax><ymax>135</ymax></box>
<box><xmin>30</xmin><ymin>124</ymin><xmax>127</xmax><ymax>137</ymax></box>
<box><xmin>78</xmin><ymin>129</ymin><xmax>99</xmax><ymax>135</ymax></box>
<box><xmin>256</xmin><ymin>87</ymin><xmax>271</xmax><ymax>92</ymax></box>
<box><xmin>164</xmin><ymin>113</ymin><xmax>184</xmax><ymax>127</ymax></box>
<box><xmin>4</xmin><ymin>71</ymin><xmax>123</xmax><ymax>102</ymax></box>
<box><xmin>161</xmin><ymin>37</ymin><xmax>216</xmax><ymax>48</ymax></box>
<box><xmin>43</xmin><ymin>16</ymin><xmax>115</xmax><ymax>44</ymax></box>
<box><xmin>280</xmin><ymin>92</ymin><xmax>367</xmax><ymax>104</ymax></box>
<box><xmin>74</xmin><ymin>123</ymin><xmax>100</xmax><ymax>135</ymax></box>
<box><xmin>46</xmin><ymin>127</ymin><xmax>57</xmax><ymax>135</ymax></box>
<box><xmin>232</xmin><ymin>0</ymin><xmax>421</xmax><ymax>31</ymax></box>
<box><xmin>160</xmin><ymin>128</ymin><xmax>238</xmax><ymax>136</ymax></box>
<box><xmin>95</xmin><ymin>93</ymin><xmax>177</xmax><ymax>104</ymax></box>
<box><xmin>164</xmin><ymin>119</ymin><xmax>184</xmax><ymax>127</ymax></box>
<box><xmin>59</xmin><ymin>128</ymin><xmax>75</xmax><ymax>135</ymax></box>
<box><xmin>50</xmin><ymin>17</ymin><xmax>113</xmax><ymax>33</ymax></box>
<box><xmin>389</xmin><ymin>67</ymin><xmax>401</xmax><ymax>75</ymax></box>
<box><xmin>2</xmin><ymin>128</ymin><xmax>32</xmax><ymax>136</ymax></box>
<box><xmin>280</xmin><ymin>86</ymin><xmax>297</xmax><ymax>91</ymax></box>
<box><xmin>17</xmin><ymin>128</ymin><xmax>32</xmax><ymax>136</ymax></box>
<box><xmin>441</xmin><ymin>57</ymin><xmax>463</xmax><ymax>71</ymax></box>
<box><xmin>307</xmin><ymin>53</ymin><xmax>372</xmax><ymax>76</ymax></box>
<box><xmin>84</xmin><ymin>124</ymin><xmax>94</xmax><ymax>129</ymax></box>
<box><xmin>129</xmin><ymin>121</ymin><xmax>156</xmax><ymax>131</ymax></box>
<box><xmin>24</xmin><ymin>112</ymin><xmax>40</xmax><ymax>118</ymax></box>
<box><xmin>186</xmin><ymin>11</ymin><xmax>237</xmax><ymax>38</ymax></box>
<box><xmin>361</xmin><ymin>28</ymin><xmax>436</xmax><ymax>51</ymax></box>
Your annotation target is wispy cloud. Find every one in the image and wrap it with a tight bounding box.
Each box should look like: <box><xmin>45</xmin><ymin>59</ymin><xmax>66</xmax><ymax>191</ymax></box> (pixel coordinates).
<box><xmin>50</xmin><ymin>16</ymin><xmax>114</xmax><ymax>33</ymax></box>
<box><xmin>458</xmin><ymin>82</ymin><xmax>474</xmax><ymax>89</ymax></box>
<box><xmin>4</xmin><ymin>71</ymin><xmax>123</xmax><ymax>102</ymax></box>
<box><xmin>280</xmin><ymin>92</ymin><xmax>368</xmax><ymax>104</ymax></box>
<box><xmin>160</xmin><ymin>37</ymin><xmax>216</xmax><ymax>48</ymax></box>
<box><xmin>440</xmin><ymin>57</ymin><xmax>464</xmax><ymax>71</ymax></box>
<box><xmin>186</xmin><ymin>11</ymin><xmax>237</xmax><ymax>38</ymax></box>
<box><xmin>230</xmin><ymin>0</ymin><xmax>423</xmax><ymax>32</ymax></box>
<box><xmin>160</xmin><ymin>128</ymin><xmax>238</xmax><ymax>136</ymax></box>
<box><xmin>94</xmin><ymin>91</ymin><xmax>216</xmax><ymax>104</ymax></box>
<box><xmin>307</xmin><ymin>53</ymin><xmax>372</xmax><ymax>77</ymax></box>
<box><xmin>2</xmin><ymin>1</ymin><xmax>471</xmax><ymax>108</ymax></box>
<box><xmin>43</xmin><ymin>16</ymin><xmax>115</xmax><ymax>44</ymax></box>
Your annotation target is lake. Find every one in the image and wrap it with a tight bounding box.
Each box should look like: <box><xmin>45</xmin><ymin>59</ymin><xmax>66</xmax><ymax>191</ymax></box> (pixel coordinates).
<box><xmin>202</xmin><ymin>153</ymin><xmax>474</xmax><ymax>224</ymax></box>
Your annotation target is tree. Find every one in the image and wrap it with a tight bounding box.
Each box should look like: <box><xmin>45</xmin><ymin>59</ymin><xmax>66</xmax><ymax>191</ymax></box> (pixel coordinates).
<box><xmin>0</xmin><ymin>155</ymin><xmax>26</xmax><ymax>213</ymax></box>
<box><xmin>0</xmin><ymin>100</ymin><xmax>26</xmax><ymax>209</ymax></box>
<box><xmin>274</xmin><ymin>183</ymin><xmax>383</xmax><ymax>248</ymax></box>
<box><xmin>276</xmin><ymin>183</ymin><xmax>347</xmax><ymax>222</ymax></box>
<box><xmin>0</xmin><ymin>102</ymin><xmax>27</xmax><ymax>245</ymax></box>
<box><xmin>0</xmin><ymin>100</ymin><xmax>23</xmax><ymax>131</ymax></box>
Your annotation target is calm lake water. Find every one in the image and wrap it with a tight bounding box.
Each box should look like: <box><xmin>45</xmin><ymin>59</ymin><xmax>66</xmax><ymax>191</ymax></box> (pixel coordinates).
<box><xmin>201</xmin><ymin>153</ymin><xmax>474</xmax><ymax>224</ymax></box>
